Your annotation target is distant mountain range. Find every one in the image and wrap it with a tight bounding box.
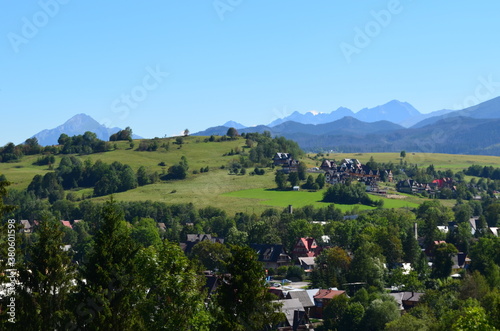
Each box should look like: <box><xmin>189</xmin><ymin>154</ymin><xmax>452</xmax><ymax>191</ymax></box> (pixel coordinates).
<box><xmin>28</xmin><ymin>96</ymin><xmax>500</xmax><ymax>155</ymax></box>
<box><xmin>267</xmin><ymin>100</ymin><xmax>454</xmax><ymax>128</ymax></box>
<box><xmin>32</xmin><ymin>114</ymin><xmax>142</xmax><ymax>146</ymax></box>
<box><xmin>411</xmin><ymin>96</ymin><xmax>500</xmax><ymax>128</ymax></box>
<box><xmin>194</xmin><ymin>96</ymin><xmax>500</xmax><ymax>155</ymax></box>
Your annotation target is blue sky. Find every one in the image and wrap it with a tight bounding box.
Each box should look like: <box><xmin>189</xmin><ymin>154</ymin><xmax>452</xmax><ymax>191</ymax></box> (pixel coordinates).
<box><xmin>1</xmin><ymin>1</ymin><xmax>500</xmax><ymax>145</ymax></box>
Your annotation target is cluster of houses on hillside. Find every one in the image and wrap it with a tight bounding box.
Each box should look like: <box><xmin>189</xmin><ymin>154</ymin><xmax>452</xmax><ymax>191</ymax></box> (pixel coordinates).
<box><xmin>273</xmin><ymin>153</ymin><xmax>393</xmax><ymax>193</ymax></box>
<box><xmin>320</xmin><ymin>158</ymin><xmax>393</xmax><ymax>191</ymax></box>
<box><xmin>396</xmin><ymin>177</ymin><xmax>456</xmax><ymax>195</ymax></box>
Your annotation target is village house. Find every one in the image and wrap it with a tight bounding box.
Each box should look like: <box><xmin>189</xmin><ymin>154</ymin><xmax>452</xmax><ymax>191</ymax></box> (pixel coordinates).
<box><xmin>396</xmin><ymin>179</ymin><xmax>432</xmax><ymax>194</ymax></box>
<box><xmin>320</xmin><ymin>158</ymin><xmax>391</xmax><ymax>188</ymax></box>
<box><xmin>250</xmin><ymin>243</ymin><xmax>292</xmax><ymax>270</ymax></box>
<box><xmin>273</xmin><ymin>153</ymin><xmax>300</xmax><ymax>173</ymax></box>
<box><xmin>311</xmin><ymin>289</ymin><xmax>347</xmax><ymax>318</ymax></box>
<box><xmin>180</xmin><ymin>234</ymin><xmax>225</xmax><ymax>254</ymax></box>
<box><xmin>292</xmin><ymin>237</ymin><xmax>321</xmax><ymax>259</ymax></box>
<box><xmin>273</xmin><ymin>298</ymin><xmax>312</xmax><ymax>330</ymax></box>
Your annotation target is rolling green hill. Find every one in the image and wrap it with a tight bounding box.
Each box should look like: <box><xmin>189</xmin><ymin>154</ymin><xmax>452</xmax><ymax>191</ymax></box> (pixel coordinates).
<box><xmin>2</xmin><ymin>136</ymin><xmax>500</xmax><ymax>214</ymax></box>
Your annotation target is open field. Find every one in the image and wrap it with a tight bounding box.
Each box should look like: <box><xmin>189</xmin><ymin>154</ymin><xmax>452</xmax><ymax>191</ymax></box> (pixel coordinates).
<box><xmin>223</xmin><ymin>188</ymin><xmax>420</xmax><ymax>212</ymax></box>
<box><xmin>1</xmin><ymin>137</ymin><xmax>498</xmax><ymax>214</ymax></box>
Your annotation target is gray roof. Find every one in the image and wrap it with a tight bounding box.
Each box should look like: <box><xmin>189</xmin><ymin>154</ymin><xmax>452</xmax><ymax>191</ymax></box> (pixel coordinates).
<box><xmin>274</xmin><ymin>299</ymin><xmax>304</xmax><ymax>327</ymax></box>
<box><xmin>286</xmin><ymin>290</ymin><xmax>315</xmax><ymax>307</ymax></box>
<box><xmin>20</xmin><ymin>220</ymin><xmax>31</xmax><ymax>229</ymax></box>
<box><xmin>388</xmin><ymin>292</ymin><xmax>404</xmax><ymax>310</ymax></box>
<box><xmin>298</xmin><ymin>257</ymin><xmax>316</xmax><ymax>268</ymax></box>
<box><xmin>306</xmin><ymin>289</ymin><xmax>319</xmax><ymax>305</ymax></box>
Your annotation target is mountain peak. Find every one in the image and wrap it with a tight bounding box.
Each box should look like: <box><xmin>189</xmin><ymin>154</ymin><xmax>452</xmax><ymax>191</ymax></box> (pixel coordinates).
<box><xmin>222</xmin><ymin>120</ymin><xmax>246</xmax><ymax>129</ymax></box>
<box><xmin>31</xmin><ymin>113</ymin><xmax>141</xmax><ymax>146</ymax></box>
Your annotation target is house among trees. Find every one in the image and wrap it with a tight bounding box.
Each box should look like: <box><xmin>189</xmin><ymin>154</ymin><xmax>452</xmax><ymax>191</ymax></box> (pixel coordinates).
<box><xmin>273</xmin><ymin>153</ymin><xmax>300</xmax><ymax>173</ymax></box>
<box><xmin>311</xmin><ymin>289</ymin><xmax>347</xmax><ymax>318</ymax></box>
<box><xmin>292</xmin><ymin>237</ymin><xmax>321</xmax><ymax>259</ymax></box>
<box><xmin>20</xmin><ymin>220</ymin><xmax>32</xmax><ymax>233</ymax></box>
<box><xmin>60</xmin><ymin>220</ymin><xmax>73</xmax><ymax>230</ymax></box>
<box><xmin>396</xmin><ymin>179</ymin><xmax>432</xmax><ymax>194</ymax></box>
<box><xmin>273</xmin><ymin>298</ymin><xmax>312</xmax><ymax>330</ymax></box>
<box><xmin>397</xmin><ymin>177</ymin><xmax>456</xmax><ymax>195</ymax></box>
<box><xmin>389</xmin><ymin>291</ymin><xmax>424</xmax><ymax>311</ymax></box>
<box><xmin>250</xmin><ymin>243</ymin><xmax>292</xmax><ymax>270</ymax></box>
<box><xmin>430</xmin><ymin>177</ymin><xmax>456</xmax><ymax>190</ymax></box>
<box><xmin>180</xmin><ymin>234</ymin><xmax>225</xmax><ymax>254</ymax></box>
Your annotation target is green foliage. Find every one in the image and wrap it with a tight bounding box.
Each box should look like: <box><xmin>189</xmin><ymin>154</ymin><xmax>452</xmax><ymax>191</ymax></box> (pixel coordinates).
<box><xmin>246</xmin><ymin>132</ymin><xmax>303</xmax><ymax>165</ymax></box>
<box><xmin>323</xmin><ymin>181</ymin><xmax>379</xmax><ymax>206</ymax></box>
<box><xmin>137</xmin><ymin>137</ymin><xmax>162</xmax><ymax>151</ymax></box>
<box><xmin>33</xmin><ymin>154</ymin><xmax>56</xmax><ymax>166</ymax></box>
<box><xmin>109</xmin><ymin>127</ymin><xmax>133</xmax><ymax>141</ymax></box>
<box><xmin>275</xmin><ymin>171</ymin><xmax>287</xmax><ymax>190</ymax></box>
<box><xmin>76</xmin><ymin>200</ymin><xmax>142</xmax><ymax>329</ymax></box>
<box><xmin>136</xmin><ymin>241</ymin><xmax>212</xmax><ymax>330</ymax></box>
<box><xmin>362</xmin><ymin>296</ymin><xmax>400</xmax><ymax>330</ymax></box>
<box><xmin>288</xmin><ymin>171</ymin><xmax>299</xmax><ymax>187</ymax></box>
<box><xmin>285</xmin><ymin>265</ymin><xmax>305</xmax><ymax>281</ymax></box>
<box><xmin>297</xmin><ymin>162</ymin><xmax>307</xmax><ymax>180</ymax></box>
<box><xmin>226</xmin><ymin>127</ymin><xmax>239</xmax><ymax>139</ymax></box>
<box><xmin>213</xmin><ymin>245</ymin><xmax>285</xmax><ymax>330</ymax></box>
<box><xmin>131</xmin><ymin>217</ymin><xmax>161</xmax><ymax>248</ymax></box>
<box><xmin>58</xmin><ymin>131</ymin><xmax>110</xmax><ymax>154</ymax></box>
<box><xmin>431</xmin><ymin>242</ymin><xmax>458</xmax><ymax>279</ymax></box>
<box><xmin>0</xmin><ymin>142</ymin><xmax>25</xmax><ymax>162</ymax></box>
<box><xmin>16</xmin><ymin>215</ymin><xmax>75</xmax><ymax>329</ymax></box>
<box><xmin>164</xmin><ymin>156</ymin><xmax>189</xmax><ymax>180</ymax></box>
<box><xmin>191</xmin><ymin>240</ymin><xmax>231</xmax><ymax>272</ymax></box>
<box><xmin>312</xmin><ymin>246</ymin><xmax>351</xmax><ymax>288</ymax></box>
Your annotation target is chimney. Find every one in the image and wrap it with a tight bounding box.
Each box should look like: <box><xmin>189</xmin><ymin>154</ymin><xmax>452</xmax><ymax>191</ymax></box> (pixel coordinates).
<box><xmin>414</xmin><ymin>222</ymin><xmax>418</xmax><ymax>240</ymax></box>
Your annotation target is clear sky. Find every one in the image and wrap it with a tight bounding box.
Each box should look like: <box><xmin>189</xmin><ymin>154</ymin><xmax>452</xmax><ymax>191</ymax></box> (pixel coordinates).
<box><xmin>1</xmin><ymin>1</ymin><xmax>500</xmax><ymax>145</ymax></box>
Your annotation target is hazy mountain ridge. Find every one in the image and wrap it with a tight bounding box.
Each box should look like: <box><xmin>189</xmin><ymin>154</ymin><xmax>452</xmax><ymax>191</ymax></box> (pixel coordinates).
<box><xmin>195</xmin><ymin>96</ymin><xmax>500</xmax><ymax>155</ymax></box>
<box><xmin>266</xmin><ymin>100</ymin><xmax>441</xmax><ymax>128</ymax></box>
<box><xmin>412</xmin><ymin>96</ymin><xmax>500</xmax><ymax>128</ymax></box>
<box><xmin>32</xmin><ymin>114</ymin><xmax>142</xmax><ymax>146</ymax></box>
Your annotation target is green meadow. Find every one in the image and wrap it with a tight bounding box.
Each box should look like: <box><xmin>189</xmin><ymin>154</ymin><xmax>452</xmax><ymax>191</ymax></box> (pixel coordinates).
<box><xmin>223</xmin><ymin>188</ymin><xmax>420</xmax><ymax>212</ymax></box>
<box><xmin>1</xmin><ymin>136</ymin><xmax>499</xmax><ymax>214</ymax></box>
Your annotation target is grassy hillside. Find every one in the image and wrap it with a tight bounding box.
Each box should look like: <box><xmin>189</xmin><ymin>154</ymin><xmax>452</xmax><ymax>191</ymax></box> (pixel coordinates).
<box><xmin>305</xmin><ymin>152</ymin><xmax>500</xmax><ymax>170</ymax></box>
<box><xmin>1</xmin><ymin>137</ymin><xmax>500</xmax><ymax>214</ymax></box>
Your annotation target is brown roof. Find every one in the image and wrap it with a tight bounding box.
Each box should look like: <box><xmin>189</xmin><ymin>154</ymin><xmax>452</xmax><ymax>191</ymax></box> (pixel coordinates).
<box><xmin>61</xmin><ymin>220</ymin><xmax>73</xmax><ymax>229</ymax></box>
<box><xmin>314</xmin><ymin>289</ymin><xmax>345</xmax><ymax>300</ymax></box>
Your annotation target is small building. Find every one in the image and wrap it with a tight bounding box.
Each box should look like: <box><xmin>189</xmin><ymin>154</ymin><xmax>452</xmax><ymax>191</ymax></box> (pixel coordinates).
<box><xmin>297</xmin><ymin>257</ymin><xmax>316</xmax><ymax>271</ymax></box>
<box><xmin>273</xmin><ymin>153</ymin><xmax>292</xmax><ymax>166</ymax></box>
<box><xmin>292</xmin><ymin>238</ymin><xmax>321</xmax><ymax>258</ymax></box>
<box><xmin>273</xmin><ymin>298</ymin><xmax>311</xmax><ymax>330</ymax></box>
<box><xmin>311</xmin><ymin>289</ymin><xmax>346</xmax><ymax>318</ymax></box>
<box><xmin>250</xmin><ymin>244</ymin><xmax>292</xmax><ymax>270</ymax></box>
<box><xmin>180</xmin><ymin>234</ymin><xmax>225</xmax><ymax>254</ymax></box>
<box><xmin>20</xmin><ymin>220</ymin><xmax>32</xmax><ymax>233</ymax></box>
